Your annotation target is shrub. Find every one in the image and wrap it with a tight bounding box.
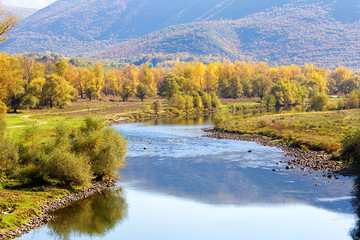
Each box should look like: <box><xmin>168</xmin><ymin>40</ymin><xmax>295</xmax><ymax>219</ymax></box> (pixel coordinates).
<box><xmin>210</xmin><ymin>92</ymin><xmax>221</xmax><ymax>109</ymax></box>
<box><xmin>201</xmin><ymin>92</ymin><xmax>212</xmax><ymax>109</ymax></box>
<box><xmin>151</xmin><ymin>100</ymin><xmax>163</xmax><ymax>114</ymax></box>
<box><xmin>341</xmin><ymin>131</ymin><xmax>360</xmax><ymax>167</ymax></box>
<box><xmin>257</xmin><ymin>119</ymin><xmax>269</xmax><ymax>128</ymax></box>
<box><xmin>184</xmin><ymin>95</ymin><xmax>194</xmax><ymax>110</ymax></box>
<box><xmin>193</xmin><ymin>93</ymin><xmax>203</xmax><ymax>109</ymax></box>
<box><xmin>73</xmin><ymin>117</ymin><xmax>127</xmax><ymax>180</ymax></box>
<box><xmin>15</xmin><ymin>163</ymin><xmax>47</xmax><ymax>184</ymax></box>
<box><xmin>47</xmin><ymin>147</ymin><xmax>92</xmax><ymax>186</ymax></box>
<box><xmin>169</xmin><ymin>94</ymin><xmax>185</xmax><ymax>110</ymax></box>
<box><xmin>310</xmin><ymin>92</ymin><xmax>329</xmax><ymax>111</ymax></box>
<box><xmin>344</xmin><ymin>91</ymin><xmax>359</xmax><ymax>109</ymax></box>
<box><xmin>213</xmin><ymin>114</ymin><xmax>226</xmax><ymax>127</ymax></box>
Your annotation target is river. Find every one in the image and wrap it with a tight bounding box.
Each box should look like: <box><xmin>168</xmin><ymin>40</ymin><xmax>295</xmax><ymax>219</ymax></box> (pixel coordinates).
<box><xmin>16</xmin><ymin>116</ymin><xmax>358</xmax><ymax>240</ymax></box>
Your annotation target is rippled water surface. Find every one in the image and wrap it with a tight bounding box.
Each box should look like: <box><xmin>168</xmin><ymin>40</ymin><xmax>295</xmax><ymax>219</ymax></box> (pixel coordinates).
<box><xmin>17</xmin><ymin>116</ymin><xmax>358</xmax><ymax>240</ymax></box>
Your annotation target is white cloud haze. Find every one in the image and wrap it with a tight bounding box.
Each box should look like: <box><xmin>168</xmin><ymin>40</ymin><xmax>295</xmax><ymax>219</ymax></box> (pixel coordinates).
<box><xmin>3</xmin><ymin>0</ymin><xmax>56</xmax><ymax>9</ymax></box>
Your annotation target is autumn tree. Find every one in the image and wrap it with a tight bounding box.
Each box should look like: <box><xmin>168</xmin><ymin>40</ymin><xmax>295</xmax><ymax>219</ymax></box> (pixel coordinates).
<box><xmin>85</xmin><ymin>63</ymin><xmax>104</xmax><ymax>100</ymax></box>
<box><xmin>42</xmin><ymin>74</ymin><xmax>76</xmax><ymax>108</ymax></box>
<box><xmin>0</xmin><ymin>54</ymin><xmax>22</xmax><ymax>113</ymax></box>
<box><xmin>252</xmin><ymin>75</ymin><xmax>272</xmax><ymax>100</ymax></box>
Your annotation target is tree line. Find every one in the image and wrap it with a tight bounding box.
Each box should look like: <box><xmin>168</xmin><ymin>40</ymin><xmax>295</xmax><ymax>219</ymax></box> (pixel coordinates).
<box><xmin>1</xmin><ymin>54</ymin><xmax>360</xmax><ymax>113</ymax></box>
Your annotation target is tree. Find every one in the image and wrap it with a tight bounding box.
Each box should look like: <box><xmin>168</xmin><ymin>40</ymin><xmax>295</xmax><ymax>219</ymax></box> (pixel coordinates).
<box><xmin>0</xmin><ymin>53</ymin><xmax>22</xmax><ymax>113</ymax></box>
<box><xmin>270</xmin><ymin>78</ymin><xmax>295</xmax><ymax>106</ymax></box>
<box><xmin>310</xmin><ymin>92</ymin><xmax>329</xmax><ymax>111</ymax></box>
<box><xmin>0</xmin><ymin>8</ymin><xmax>17</xmax><ymax>43</ymax></box>
<box><xmin>42</xmin><ymin>74</ymin><xmax>76</xmax><ymax>108</ymax></box>
<box><xmin>339</xmin><ymin>77</ymin><xmax>360</xmax><ymax>95</ymax></box>
<box><xmin>160</xmin><ymin>74</ymin><xmax>181</xmax><ymax>99</ymax></box>
<box><xmin>252</xmin><ymin>75</ymin><xmax>272</xmax><ymax>100</ymax></box>
<box><xmin>55</xmin><ymin>60</ymin><xmax>69</xmax><ymax>77</ymax></box>
<box><xmin>136</xmin><ymin>84</ymin><xmax>150</xmax><ymax>101</ymax></box>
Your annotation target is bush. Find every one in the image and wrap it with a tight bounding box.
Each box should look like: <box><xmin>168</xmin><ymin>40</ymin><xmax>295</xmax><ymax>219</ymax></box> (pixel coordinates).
<box><xmin>210</xmin><ymin>92</ymin><xmax>221</xmax><ymax>109</ymax></box>
<box><xmin>257</xmin><ymin>119</ymin><xmax>269</xmax><ymax>128</ymax></box>
<box><xmin>201</xmin><ymin>92</ymin><xmax>212</xmax><ymax>109</ymax></box>
<box><xmin>47</xmin><ymin>147</ymin><xmax>92</xmax><ymax>186</ymax></box>
<box><xmin>341</xmin><ymin>131</ymin><xmax>360</xmax><ymax>167</ymax></box>
<box><xmin>170</xmin><ymin>94</ymin><xmax>185</xmax><ymax>110</ymax></box>
<box><xmin>151</xmin><ymin>100</ymin><xmax>163</xmax><ymax>114</ymax></box>
<box><xmin>73</xmin><ymin>117</ymin><xmax>127</xmax><ymax>180</ymax></box>
<box><xmin>184</xmin><ymin>95</ymin><xmax>194</xmax><ymax>110</ymax></box>
<box><xmin>344</xmin><ymin>91</ymin><xmax>359</xmax><ymax>109</ymax></box>
<box><xmin>213</xmin><ymin>114</ymin><xmax>226</xmax><ymax>127</ymax></box>
<box><xmin>15</xmin><ymin>163</ymin><xmax>47</xmax><ymax>184</ymax></box>
<box><xmin>193</xmin><ymin>93</ymin><xmax>203</xmax><ymax>109</ymax></box>
<box><xmin>310</xmin><ymin>92</ymin><xmax>329</xmax><ymax>111</ymax></box>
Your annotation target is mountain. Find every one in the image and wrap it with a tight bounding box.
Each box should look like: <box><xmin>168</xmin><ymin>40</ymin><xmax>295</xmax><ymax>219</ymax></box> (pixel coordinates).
<box><xmin>4</xmin><ymin>5</ymin><xmax>38</xmax><ymax>19</ymax></box>
<box><xmin>1</xmin><ymin>0</ymin><xmax>360</xmax><ymax>68</ymax></box>
<box><xmin>92</xmin><ymin>1</ymin><xmax>360</xmax><ymax>69</ymax></box>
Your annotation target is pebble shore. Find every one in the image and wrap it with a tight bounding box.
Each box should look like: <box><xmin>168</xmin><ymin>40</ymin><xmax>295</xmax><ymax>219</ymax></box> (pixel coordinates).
<box><xmin>0</xmin><ymin>180</ymin><xmax>117</xmax><ymax>240</ymax></box>
<box><xmin>205</xmin><ymin>129</ymin><xmax>350</xmax><ymax>177</ymax></box>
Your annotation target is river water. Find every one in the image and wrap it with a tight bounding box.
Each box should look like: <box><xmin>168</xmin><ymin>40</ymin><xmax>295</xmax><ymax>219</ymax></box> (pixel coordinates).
<box><xmin>16</xmin><ymin>116</ymin><xmax>358</xmax><ymax>240</ymax></box>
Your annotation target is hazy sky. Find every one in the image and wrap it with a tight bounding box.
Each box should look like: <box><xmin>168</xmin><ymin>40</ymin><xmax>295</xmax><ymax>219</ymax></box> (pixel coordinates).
<box><xmin>3</xmin><ymin>0</ymin><xmax>56</xmax><ymax>9</ymax></box>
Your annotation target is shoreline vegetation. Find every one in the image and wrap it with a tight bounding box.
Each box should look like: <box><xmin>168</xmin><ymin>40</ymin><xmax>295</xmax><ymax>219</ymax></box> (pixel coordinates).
<box><xmin>0</xmin><ymin>179</ymin><xmax>116</xmax><ymax>240</ymax></box>
<box><xmin>0</xmin><ymin>55</ymin><xmax>359</xmax><ymax>239</ymax></box>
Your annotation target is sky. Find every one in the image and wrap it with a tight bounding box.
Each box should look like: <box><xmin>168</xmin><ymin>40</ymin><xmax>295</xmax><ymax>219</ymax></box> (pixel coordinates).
<box><xmin>2</xmin><ymin>0</ymin><xmax>56</xmax><ymax>9</ymax></box>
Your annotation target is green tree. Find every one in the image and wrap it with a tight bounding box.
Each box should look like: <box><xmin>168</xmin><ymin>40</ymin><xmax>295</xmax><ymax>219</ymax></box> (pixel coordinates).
<box><xmin>160</xmin><ymin>74</ymin><xmax>181</xmax><ymax>99</ymax></box>
<box><xmin>136</xmin><ymin>84</ymin><xmax>151</xmax><ymax>101</ymax></box>
<box><xmin>252</xmin><ymin>75</ymin><xmax>272</xmax><ymax>100</ymax></box>
<box><xmin>310</xmin><ymin>92</ymin><xmax>329</xmax><ymax>111</ymax></box>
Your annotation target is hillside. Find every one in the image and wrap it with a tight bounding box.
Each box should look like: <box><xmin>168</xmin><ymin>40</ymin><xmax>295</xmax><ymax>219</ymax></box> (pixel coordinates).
<box><xmin>93</xmin><ymin>2</ymin><xmax>360</xmax><ymax>69</ymax></box>
<box><xmin>3</xmin><ymin>5</ymin><xmax>37</xmax><ymax>19</ymax></box>
<box><xmin>1</xmin><ymin>0</ymin><xmax>360</xmax><ymax>68</ymax></box>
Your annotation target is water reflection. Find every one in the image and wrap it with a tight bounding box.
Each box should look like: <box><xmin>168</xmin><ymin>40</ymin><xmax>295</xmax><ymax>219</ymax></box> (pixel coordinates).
<box><xmin>147</xmin><ymin>115</ymin><xmax>214</xmax><ymax>126</ymax></box>
<box><xmin>351</xmin><ymin>177</ymin><xmax>360</xmax><ymax>239</ymax></box>
<box><xmin>118</xmin><ymin>122</ymin><xmax>354</xmax><ymax>214</ymax></box>
<box><xmin>48</xmin><ymin>188</ymin><xmax>128</xmax><ymax>240</ymax></box>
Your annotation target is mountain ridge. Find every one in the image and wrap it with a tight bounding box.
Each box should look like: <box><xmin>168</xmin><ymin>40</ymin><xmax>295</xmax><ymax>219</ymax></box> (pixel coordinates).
<box><xmin>1</xmin><ymin>0</ymin><xmax>360</xmax><ymax>69</ymax></box>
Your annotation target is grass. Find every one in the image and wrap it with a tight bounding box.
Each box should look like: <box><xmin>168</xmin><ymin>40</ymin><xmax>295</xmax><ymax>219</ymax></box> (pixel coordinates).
<box><xmin>0</xmin><ymin>177</ymin><xmax>71</xmax><ymax>233</ymax></box>
<box><xmin>217</xmin><ymin>109</ymin><xmax>360</xmax><ymax>156</ymax></box>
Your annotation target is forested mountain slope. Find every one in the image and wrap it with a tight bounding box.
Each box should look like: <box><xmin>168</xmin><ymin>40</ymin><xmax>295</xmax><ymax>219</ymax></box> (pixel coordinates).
<box><xmin>1</xmin><ymin>0</ymin><xmax>360</xmax><ymax>68</ymax></box>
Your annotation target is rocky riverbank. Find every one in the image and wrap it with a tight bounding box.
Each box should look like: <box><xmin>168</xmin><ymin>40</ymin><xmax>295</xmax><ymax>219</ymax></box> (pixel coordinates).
<box><xmin>205</xmin><ymin>129</ymin><xmax>350</xmax><ymax>177</ymax></box>
<box><xmin>0</xmin><ymin>180</ymin><xmax>117</xmax><ymax>240</ymax></box>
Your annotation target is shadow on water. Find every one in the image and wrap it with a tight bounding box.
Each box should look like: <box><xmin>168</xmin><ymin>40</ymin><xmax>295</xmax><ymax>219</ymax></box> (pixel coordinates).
<box><xmin>351</xmin><ymin>177</ymin><xmax>360</xmax><ymax>239</ymax></box>
<box><xmin>47</xmin><ymin>188</ymin><xmax>128</xmax><ymax>240</ymax></box>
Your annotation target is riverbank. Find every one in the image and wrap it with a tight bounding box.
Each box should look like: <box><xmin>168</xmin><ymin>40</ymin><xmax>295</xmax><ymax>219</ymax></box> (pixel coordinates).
<box><xmin>0</xmin><ymin>179</ymin><xmax>117</xmax><ymax>240</ymax></box>
<box><xmin>205</xmin><ymin>129</ymin><xmax>350</xmax><ymax>177</ymax></box>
